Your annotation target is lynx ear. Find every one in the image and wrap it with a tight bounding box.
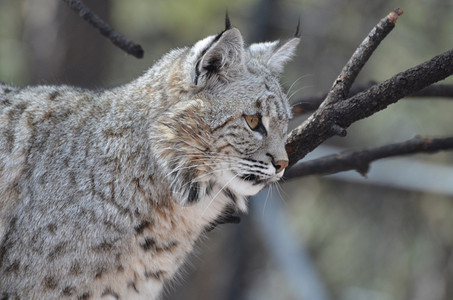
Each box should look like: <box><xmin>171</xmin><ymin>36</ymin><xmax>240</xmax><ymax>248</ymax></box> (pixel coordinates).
<box><xmin>192</xmin><ymin>28</ymin><xmax>244</xmax><ymax>86</ymax></box>
<box><xmin>248</xmin><ymin>37</ymin><xmax>300</xmax><ymax>76</ymax></box>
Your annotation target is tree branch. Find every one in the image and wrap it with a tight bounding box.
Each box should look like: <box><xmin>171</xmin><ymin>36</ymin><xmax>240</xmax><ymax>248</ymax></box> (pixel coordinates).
<box><xmin>286</xmin><ymin>8</ymin><xmax>453</xmax><ymax>167</ymax></box>
<box><xmin>62</xmin><ymin>0</ymin><xmax>144</xmax><ymax>58</ymax></box>
<box><xmin>321</xmin><ymin>8</ymin><xmax>403</xmax><ymax>107</ymax></box>
<box><xmin>292</xmin><ymin>84</ymin><xmax>453</xmax><ymax>116</ymax></box>
<box><xmin>285</xmin><ymin>136</ymin><xmax>453</xmax><ymax>179</ymax></box>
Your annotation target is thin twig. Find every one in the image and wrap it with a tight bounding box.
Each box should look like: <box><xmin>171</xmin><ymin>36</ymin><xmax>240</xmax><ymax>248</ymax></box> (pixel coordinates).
<box><xmin>62</xmin><ymin>0</ymin><xmax>144</xmax><ymax>58</ymax></box>
<box><xmin>291</xmin><ymin>84</ymin><xmax>453</xmax><ymax>116</ymax></box>
<box><xmin>321</xmin><ymin>8</ymin><xmax>403</xmax><ymax>107</ymax></box>
<box><xmin>285</xmin><ymin>136</ymin><xmax>453</xmax><ymax>179</ymax></box>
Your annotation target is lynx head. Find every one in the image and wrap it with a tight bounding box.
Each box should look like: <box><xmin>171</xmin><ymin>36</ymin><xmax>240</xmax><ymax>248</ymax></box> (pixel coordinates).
<box><xmin>155</xmin><ymin>20</ymin><xmax>299</xmax><ymax>212</ymax></box>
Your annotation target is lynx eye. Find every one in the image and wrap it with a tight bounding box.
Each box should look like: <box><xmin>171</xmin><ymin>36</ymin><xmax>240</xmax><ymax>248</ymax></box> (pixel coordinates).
<box><xmin>245</xmin><ymin>115</ymin><xmax>260</xmax><ymax>130</ymax></box>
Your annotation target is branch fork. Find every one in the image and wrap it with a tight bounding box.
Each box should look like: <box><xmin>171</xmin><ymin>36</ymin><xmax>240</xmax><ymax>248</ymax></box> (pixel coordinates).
<box><xmin>285</xmin><ymin>8</ymin><xmax>453</xmax><ymax>178</ymax></box>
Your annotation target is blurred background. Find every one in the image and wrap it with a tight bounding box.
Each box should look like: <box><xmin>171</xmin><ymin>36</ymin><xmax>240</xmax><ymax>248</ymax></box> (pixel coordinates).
<box><xmin>1</xmin><ymin>0</ymin><xmax>453</xmax><ymax>299</ymax></box>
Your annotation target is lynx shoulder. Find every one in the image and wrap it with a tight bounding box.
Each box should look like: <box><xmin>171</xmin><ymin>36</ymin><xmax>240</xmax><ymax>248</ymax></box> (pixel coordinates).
<box><xmin>0</xmin><ymin>21</ymin><xmax>299</xmax><ymax>299</ymax></box>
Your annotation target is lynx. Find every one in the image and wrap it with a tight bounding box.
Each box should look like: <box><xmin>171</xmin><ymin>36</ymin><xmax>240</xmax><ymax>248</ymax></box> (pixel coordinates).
<box><xmin>0</xmin><ymin>18</ymin><xmax>299</xmax><ymax>299</ymax></box>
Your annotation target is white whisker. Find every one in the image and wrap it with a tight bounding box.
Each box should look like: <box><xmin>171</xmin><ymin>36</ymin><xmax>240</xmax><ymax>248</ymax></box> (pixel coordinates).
<box><xmin>262</xmin><ymin>185</ymin><xmax>272</xmax><ymax>216</ymax></box>
<box><xmin>288</xmin><ymin>85</ymin><xmax>313</xmax><ymax>102</ymax></box>
<box><xmin>193</xmin><ymin>167</ymin><xmax>236</xmax><ymax>182</ymax></box>
<box><xmin>274</xmin><ymin>181</ymin><xmax>287</xmax><ymax>206</ymax></box>
<box><xmin>287</xmin><ymin>74</ymin><xmax>312</xmax><ymax>95</ymax></box>
<box><xmin>174</xmin><ymin>167</ymin><xmax>237</xmax><ymax>194</ymax></box>
<box><xmin>202</xmin><ymin>173</ymin><xmax>239</xmax><ymax>216</ymax></box>
<box><xmin>164</xmin><ymin>162</ymin><xmax>221</xmax><ymax>179</ymax></box>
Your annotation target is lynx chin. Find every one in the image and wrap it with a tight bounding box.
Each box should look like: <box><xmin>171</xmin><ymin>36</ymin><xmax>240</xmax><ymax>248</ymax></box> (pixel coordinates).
<box><xmin>0</xmin><ymin>18</ymin><xmax>299</xmax><ymax>299</ymax></box>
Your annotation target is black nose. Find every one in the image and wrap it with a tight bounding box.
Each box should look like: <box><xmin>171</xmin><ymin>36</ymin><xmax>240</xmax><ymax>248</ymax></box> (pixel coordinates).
<box><xmin>273</xmin><ymin>160</ymin><xmax>289</xmax><ymax>173</ymax></box>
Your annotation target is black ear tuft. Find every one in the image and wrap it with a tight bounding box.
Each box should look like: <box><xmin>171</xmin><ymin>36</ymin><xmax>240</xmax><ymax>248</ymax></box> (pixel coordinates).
<box><xmin>193</xmin><ymin>28</ymin><xmax>244</xmax><ymax>87</ymax></box>
<box><xmin>294</xmin><ymin>17</ymin><xmax>301</xmax><ymax>38</ymax></box>
<box><xmin>225</xmin><ymin>11</ymin><xmax>232</xmax><ymax>30</ymax></box>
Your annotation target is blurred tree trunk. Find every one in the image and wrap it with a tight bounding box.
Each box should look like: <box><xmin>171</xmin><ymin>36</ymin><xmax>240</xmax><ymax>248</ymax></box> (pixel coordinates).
<box><xmin>23</xmin><ymin>0</ymin><xmax>110</xmax><ymax>88</ymax></box>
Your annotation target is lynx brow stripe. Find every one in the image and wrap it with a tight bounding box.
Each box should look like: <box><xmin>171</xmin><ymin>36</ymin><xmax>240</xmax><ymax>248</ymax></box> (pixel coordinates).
<box><xmin>255</xmin><ymin>98</ymin><xmax>263</xmax><ymax>109</ymax></box>
<box><xmin>273</xmin><ymin>97</ymin><xmax>286</xmax><ymax>120</ymax></box>
<box><xmin>222</xmin><ymin>132</ymin><xmax>242</xmax><ymax>139</ymax></box>
<box><xmin>211</xmin><ymin>117</ymin><xmax>234</xmax><ymax>133</ymax></box>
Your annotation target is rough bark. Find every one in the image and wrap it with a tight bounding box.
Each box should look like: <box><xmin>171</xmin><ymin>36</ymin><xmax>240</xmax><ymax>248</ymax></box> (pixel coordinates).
<box><xmin>292</xmin><ymin>84</ymin><xmax>453</xmax><ymax>116</ymax></box>
<box><xmin>286</xmin><ymin>44</ymin><xmax>453</xmax><ymax>167</ymax></box>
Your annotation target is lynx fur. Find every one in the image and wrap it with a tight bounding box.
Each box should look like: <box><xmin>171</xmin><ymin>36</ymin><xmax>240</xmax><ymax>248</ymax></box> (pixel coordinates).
<box><xmin>0</xmin><ymin>20</ymin><xmax>299</xmax><ymax>299</ymax></box>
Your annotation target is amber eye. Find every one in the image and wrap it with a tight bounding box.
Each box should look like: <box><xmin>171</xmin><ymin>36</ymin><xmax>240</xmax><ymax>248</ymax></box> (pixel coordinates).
<box><xmin>245</xmin><ymin>115</ymin><xmax>260</xmax><ymax>130</ymax></box>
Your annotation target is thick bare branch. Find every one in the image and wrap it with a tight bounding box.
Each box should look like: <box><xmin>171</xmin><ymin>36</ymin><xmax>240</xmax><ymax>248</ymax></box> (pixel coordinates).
<box><xmin>62</xmin><ymin>0</ymin><xmax>144</xmax><ymax>58</ymax></box>
<box><xmin>285</xmin><ymin>7</ymin><xmax>453</xmax><ymax>170</ymax></box>
<box><xmin>286</xmin><ymin>48</ymin><xmax>453</xmax><ymax>166</ymax></box>
<box><xmin>285</xmin><ymin>136</ymin><xmax>453</xmax><ymax>179</ymax></box>
<box><xmin>292</xmin><ymin>84</ymin><xmax>453</xmax><ymax>116</ymax></box>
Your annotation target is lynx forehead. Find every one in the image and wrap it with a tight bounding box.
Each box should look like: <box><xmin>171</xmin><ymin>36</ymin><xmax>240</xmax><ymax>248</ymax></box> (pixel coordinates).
<box><xmin>0</xmin><ymin>18</ymin><xmax>299</xmax><ymax>299</ymax></box>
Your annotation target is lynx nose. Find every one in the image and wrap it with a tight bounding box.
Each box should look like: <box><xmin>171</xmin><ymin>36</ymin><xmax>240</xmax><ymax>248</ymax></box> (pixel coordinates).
<box><xmin>273</xmin><ymin>160</ymin><xmax>289</xmax><ymax>173</ymax></box>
